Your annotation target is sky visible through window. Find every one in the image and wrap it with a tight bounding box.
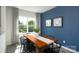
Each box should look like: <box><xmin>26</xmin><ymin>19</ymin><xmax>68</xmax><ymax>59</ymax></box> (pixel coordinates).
<box><xmin>19</xmin><ymin>16</ymin><xmax>28</xmax><ymax>25</ymax></box>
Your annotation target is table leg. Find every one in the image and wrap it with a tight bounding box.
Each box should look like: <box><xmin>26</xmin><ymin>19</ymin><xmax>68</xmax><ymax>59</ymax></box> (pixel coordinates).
<box><xmin>36</xmin><ymin>47</ymin><xmax>45</xmax><ymax>53</ymax></box>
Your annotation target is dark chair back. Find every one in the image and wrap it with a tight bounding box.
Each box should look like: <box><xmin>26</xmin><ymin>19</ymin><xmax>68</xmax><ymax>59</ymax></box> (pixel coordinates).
<box><xmin>20</xmin><ymin>36</ymin><xmax>27</xmax><ymax>45</ymax></box>
<box><xmin>44</xmin><ymin>43</ymin><xmax>61</xmax><ymax>53</ymax></box>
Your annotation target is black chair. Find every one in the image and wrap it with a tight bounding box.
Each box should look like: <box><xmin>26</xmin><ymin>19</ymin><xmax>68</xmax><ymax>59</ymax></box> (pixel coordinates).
<box><xmin>20</xmin><ymin>36</ymin><xmax>27</xmax><ymax>52</ymax></box>
<box><xmin>44</xmin><ymin>43</ymin><xmax>61</xmax><ymax>53</ymax></box>
<box><xmin>26</xmin><ymin>39</ymin><xmax>36</xmax><ymax>53</ymax></box>
<box><xmin>52</xmin><ymin>43</ymin><xmax>61</xmax><ymax>53</ymax></box>
<box><xmin>26</xmin><ymin>42</ymin><xmax>36</xmax><ymax>53</ymax></box>
<box><xmin>20</xmin><ymin>36</ymin><xmax>36</xmax><ymax>53</ymax></box>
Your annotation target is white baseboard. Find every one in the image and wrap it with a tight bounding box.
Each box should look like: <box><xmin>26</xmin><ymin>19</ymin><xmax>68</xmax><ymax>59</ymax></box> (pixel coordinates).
<box><xmin>60</xmin><ymin>46</ymin><xmax>78</xmax><ymax>53</ymax></box>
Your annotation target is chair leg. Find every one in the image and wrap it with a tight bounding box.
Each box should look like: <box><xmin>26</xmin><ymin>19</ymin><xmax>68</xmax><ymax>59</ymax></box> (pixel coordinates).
<box><xmin>20</xmin><ymin>45</ymin><xmax>22</xmax><ymax>52</ymax></box>
<box><xmin>23</xmin><ymin>45</ymin><xmax>27</xmax><ymax>53</ymax></box>
<box><xmin>24</xmin><ymin>45</ymin><xmax>28</xmax><ymax>52</ymax></box>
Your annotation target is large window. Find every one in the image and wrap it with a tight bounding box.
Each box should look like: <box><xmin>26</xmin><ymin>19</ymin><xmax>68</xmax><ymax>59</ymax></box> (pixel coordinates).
<box><xmin>18</xmin><ymin>16</ymin><xmax>36</xmax><ymax>33</ymax></box>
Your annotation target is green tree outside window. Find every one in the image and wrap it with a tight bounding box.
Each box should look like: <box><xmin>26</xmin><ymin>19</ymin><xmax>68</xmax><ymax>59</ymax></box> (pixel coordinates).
<box><xmin>19</xmin><ymin>21</ymin><xmax>27</xmax><ymax>32</ymax></box>
<box><xmin>28</xmin><ymin>20</ymin><xmax>35</xmax><ymax>32</ymax></box>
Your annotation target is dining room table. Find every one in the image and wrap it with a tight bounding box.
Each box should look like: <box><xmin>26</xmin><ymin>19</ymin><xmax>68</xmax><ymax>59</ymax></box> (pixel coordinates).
<box><xmin>24</xmin><ymin>33</ymin><xmax>55</xmax><ymax>53</ymax></box>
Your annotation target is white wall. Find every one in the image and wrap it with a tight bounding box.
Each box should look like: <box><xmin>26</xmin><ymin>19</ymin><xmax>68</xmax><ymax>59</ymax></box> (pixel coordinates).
<box><xmin>11</xmin><ymin>7</ymin><xmax>19</xmax><ymax>44</ymax></box>
<box><xmin>6</xmin><ymin>7</ymin><xmax>13</xmax><ymax>45</ymax></box>
<box><xmin>1</xmin><ymin>6</ymin><xmax>18</xmax><ymax>46</ymax></box>
<box><xmin>0</xmin><ymin>6</ymin><xmax>18</xmax><ymax>52</ymax></box>
<box><xmin>19</xmin><ymin>9</ymin><xmax>36</xmax><ymax>18</ymax></box>
<box><xmin>0</xmin><ymin>6</ymin><xmax>7</xmax><ymax>53</ymax></box>
<box><xmin>1</xmin><ymin>7</ymin><xmax>6</xmax><ymax>33</ymax></box>
<box><xmin>6</xmin><ymin>7</ymin><xmax>18</xmax><ymax>45</ymax></box>
<box><xmin>0</xmin><ymin>33</ymin><xmax>6</xmax><ymax>53</ymax></box>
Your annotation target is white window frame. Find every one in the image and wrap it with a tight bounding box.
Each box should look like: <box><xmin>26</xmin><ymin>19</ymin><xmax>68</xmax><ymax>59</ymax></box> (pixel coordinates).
<box><xmin>18</xmin><ymin>16</ymin><xmax>36</xmax><ymax>33</ymax></box>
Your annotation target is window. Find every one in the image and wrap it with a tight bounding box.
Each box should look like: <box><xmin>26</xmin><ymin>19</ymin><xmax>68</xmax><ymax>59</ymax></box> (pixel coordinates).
<box><xmin>18</xmin><ymin>16</ymin><xmax>36</xmax><ymax>33</ymax></box>
<box><xmin>18</xmin><ymin>16</ymin><xmax>28</xmax><ymax>33</ymax></box>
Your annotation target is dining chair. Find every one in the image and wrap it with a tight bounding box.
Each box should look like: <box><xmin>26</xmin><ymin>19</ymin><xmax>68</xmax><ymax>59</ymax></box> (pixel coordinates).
<box><xmin>50</xmin><ymin>43</ymin><xmax>61</xmax><ymax>53</ymax></box>
<box><xmin>20</xmin><ymin>36</ymin><xmax>27</xmax><ymax>52</ymax></box>
<box><xmin>44</xmin><ymin>43</ymin><xmax>61</xmax><ymax>53</ymax></box>
<box><xmin>26</xmin><ymin>42</ymin><xmax>36</xmax><ymax>53</ymax></box>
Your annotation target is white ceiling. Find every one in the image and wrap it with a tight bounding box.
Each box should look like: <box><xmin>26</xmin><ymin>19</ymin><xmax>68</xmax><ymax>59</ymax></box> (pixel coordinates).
<box><xmin>15</xmin><ymin>6</ymin><xmax>56</xmax><ymax>13</ymax></box>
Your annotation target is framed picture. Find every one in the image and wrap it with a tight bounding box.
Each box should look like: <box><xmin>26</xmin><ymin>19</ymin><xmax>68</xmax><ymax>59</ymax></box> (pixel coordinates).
<box><xmin>53</xmin><ymin>17</ymin><xmax>63</xmax><ymax>27</ymax></box>
<box><xmin>46</xmin><ymin>19</ymin><xmax>51</xmax><ymax>27</ymax></box>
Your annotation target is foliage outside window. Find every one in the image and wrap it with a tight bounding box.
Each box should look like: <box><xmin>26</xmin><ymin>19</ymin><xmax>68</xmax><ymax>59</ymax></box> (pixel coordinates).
<box><xmin>33</xmin><ymin>28</ymin><xmax>40</xmax><ymax>33</ymax></box>
<box><xmin>19</xmin><ymin>21</ymin><xmax>27</xmax><ymax>33</ymax></box>
<box><xmin>28</xmin><ymin>20</ymin><xmax>35</xmax><ymax>32</ymax></box>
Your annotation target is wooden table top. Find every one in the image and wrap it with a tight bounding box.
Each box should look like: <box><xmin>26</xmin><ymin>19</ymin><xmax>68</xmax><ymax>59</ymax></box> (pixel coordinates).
<box><xmin>24</xmin><ymin>34</ymin><xmax>54</xmax><ymax>48</ymax></box>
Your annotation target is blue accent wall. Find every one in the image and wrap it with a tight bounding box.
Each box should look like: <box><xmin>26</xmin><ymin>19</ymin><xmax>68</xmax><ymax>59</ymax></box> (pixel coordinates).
<box><xmin>41</xmin><ymin>6</ymin><xmax>79</xmax><ymax>52</ymax></box>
